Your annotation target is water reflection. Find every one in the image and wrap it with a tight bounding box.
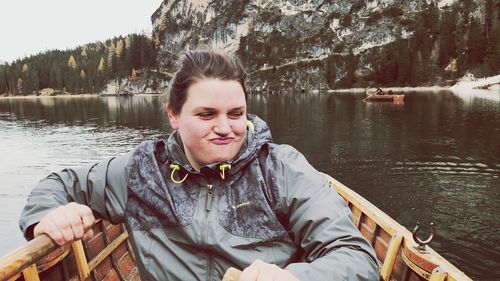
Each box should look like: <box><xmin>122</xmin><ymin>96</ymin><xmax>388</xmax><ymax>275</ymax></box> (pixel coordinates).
<box><xmin>0</xmin><ymin>92</ymin><xmax>499</xmax><ymax>280</ymax></box>
<box><xmin>0</xmin><ymin>95</ymin><xmax>170</xmax><ymax>130</ymax></box>
<box><xmin>249</xmin><ymin>90</ymin><xmax>500</xmax><ymax>280</ymax></box>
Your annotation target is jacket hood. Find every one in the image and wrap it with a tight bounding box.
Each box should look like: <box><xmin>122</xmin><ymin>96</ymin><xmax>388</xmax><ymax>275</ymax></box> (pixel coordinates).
<box><xmin>163</xmin><ymin>114</ymin><xmax>272</xmax><ymax>178</ymax></box>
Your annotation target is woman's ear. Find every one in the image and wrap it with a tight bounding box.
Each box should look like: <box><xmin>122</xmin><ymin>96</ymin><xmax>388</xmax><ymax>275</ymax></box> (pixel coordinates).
<box><xmin>166</xmin><ymin>103</ymin><xmax>179</xmax><ymax>130</ymax></box>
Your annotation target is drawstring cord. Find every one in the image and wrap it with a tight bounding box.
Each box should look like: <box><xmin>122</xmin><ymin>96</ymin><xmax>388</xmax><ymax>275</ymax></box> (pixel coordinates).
<box><xmin>247</xmin><ymin>120</ymin><xmax>255</xmax><ymax>133</ymax></box>
<box><xmin>170</xmin><ymin>164</ymin><xmax>188</xmax><ymax>184</ymax></box>
<box><xmin>170</xmin><ymin>163</ymin><xmax>231</xmax><ymax>183</ymax></box>
<box><xmin>219</xmin><ymin>164</ymin><xmax>231</xmax><ymax>180</ymax></box>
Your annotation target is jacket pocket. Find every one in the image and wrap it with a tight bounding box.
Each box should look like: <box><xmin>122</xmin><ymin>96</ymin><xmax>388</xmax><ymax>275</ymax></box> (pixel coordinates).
<box><xmin>217</xmin><ymin>183</ymin><xmax>287</xmax><ymax>240</ymax></box>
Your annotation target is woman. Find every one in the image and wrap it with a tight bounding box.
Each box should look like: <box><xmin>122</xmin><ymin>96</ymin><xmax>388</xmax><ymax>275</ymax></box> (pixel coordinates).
<box><xmin>20</xmin><ymin>49</ymin><xmax>379</xmax><ymax>280</ymax></box>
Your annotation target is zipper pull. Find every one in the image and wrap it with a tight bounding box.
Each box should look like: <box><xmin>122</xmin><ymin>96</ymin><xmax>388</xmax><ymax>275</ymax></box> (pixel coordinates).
<box><xmin>206</xmin><ymin>184</ymin><xmax>214</xmax><ymax>211</ymax></box>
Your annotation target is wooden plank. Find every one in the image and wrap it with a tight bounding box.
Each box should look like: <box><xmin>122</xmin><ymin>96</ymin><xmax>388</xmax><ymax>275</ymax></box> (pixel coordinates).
<box><xmin>36</xmin><ymin>247</ymin><xmax>71</xmax><ymax>272</ymax></box>
<box><xmin>117</xmin><ymin>252</ymin><xmax>136</xmax><ymax>278</ymax></box>
<box><xmin>360</xmin><ymin>216</ymin><xmax>378</xmax><ymax>246</ymax></box>
<box><xmin>0</xmin><ymin>234</ymin><xmax>58</xmax><ymax>281</ymax></box>
<box><xmin>93</xmin><ymin>257</ymin><xmax>113</xmax><ymax>280</ymax></box>
<box><xmin>351</xmin><ymin>205</ymin><xmax>363</xmax><ymax>229</ymax></box>
<box><xmin>21</xmin><ymin>264</ymin><xmax>40</xmax><ymax>281</ymax></box>
<box><xmin>71</xmin><ymin>240</ymin><xmax>90</xmax><ymax>280</ymax></box>
<box><xmin>106</xmin><ymin>224</ymin><xmax>121</xmax><ymax>241</ymax></box>
<box><xmin>101</xmin><ymin>269</ymin><xmax>119</xmax><ymax>281</ymax></box>
<box><xmin>380</xmin><ymin>232</ymin><xmax>403</xmax><ymax>281</ymax></box>
<box><xmin>86</xmin><ymin>232</ymin><xmax>106</xmax><ymax>260</ymax></box>
<box><xmin>374</xmin><ymin>235</ymin><xmax>389</xmax><ymax>265</ymax></box>
<box><xmin>429</xmin><ymin>267</ymin><xmax>447</xmax><ymax>281</ymax></box>
<box><xmin>401</xmin><ymin>249</ymin><xmax>432</xmax><ymax>280</ymax></box>
<box><xmin>6</xmin><ymin>272</ymin><xmax>21</xmax><ymax>281</ymax></box>
<box><xmin>112</xmin><ymin>243</ymin><xmax>127</xmax><ymax>262</ymax></box>
<box><xmin>88</xmin><ymin>232</ymin><xmax>129</xmax><ymax>272</ymax></box>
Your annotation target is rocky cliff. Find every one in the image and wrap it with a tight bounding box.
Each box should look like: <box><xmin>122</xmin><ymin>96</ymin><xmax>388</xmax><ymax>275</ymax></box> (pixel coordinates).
<box><xmin>151</xmin><ymin>0</ymin><xmax>500</xmax><ymax>91</ymax></box>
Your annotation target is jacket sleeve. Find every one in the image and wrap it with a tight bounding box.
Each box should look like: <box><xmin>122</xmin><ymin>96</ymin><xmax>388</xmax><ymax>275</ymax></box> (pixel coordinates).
<box><xmin>274</xmin><ymin>145</ymin><xmax>379</xmax><ymax>281</ymax></box>
<box><xmin>19</xmin><ymin>152</ymin><xmax>131</xmax><ymax>240</ymax></box>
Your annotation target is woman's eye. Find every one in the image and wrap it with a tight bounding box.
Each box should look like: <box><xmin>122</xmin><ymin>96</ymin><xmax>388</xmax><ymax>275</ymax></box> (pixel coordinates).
<box><xmin>228</xmin><ymin>112</ymin><xmax>244</xmax><ymax>118</ymax></box>
<box><xmin>197</xmin><ymin>112</ymin><xmax>214</xmax><ymax>119</ymax></box>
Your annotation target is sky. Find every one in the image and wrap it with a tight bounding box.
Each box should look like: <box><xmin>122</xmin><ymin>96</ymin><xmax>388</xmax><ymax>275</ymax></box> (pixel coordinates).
<box><xmin>0</xmin><ymin>0</ymin><xmax>164</xmax><ymax>63</ymax></box>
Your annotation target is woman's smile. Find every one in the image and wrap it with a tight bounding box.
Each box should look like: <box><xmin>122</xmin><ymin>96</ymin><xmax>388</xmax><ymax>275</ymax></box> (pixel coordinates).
<box><xmin>210</xmin><ymin>137</ymin><xmax>235</xmax><ymax>145</ymax></box>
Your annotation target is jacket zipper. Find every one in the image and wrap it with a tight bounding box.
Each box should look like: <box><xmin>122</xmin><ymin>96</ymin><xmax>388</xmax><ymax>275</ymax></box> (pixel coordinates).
<box><xmin>204</xmin><ymin>184</ymin><xmax>214</xmax><ymax>281</ymax></box>
<box><xmin>205</xmin><ymin>184</ymin><xmax>214</xmax><ymax>211</ymax></box>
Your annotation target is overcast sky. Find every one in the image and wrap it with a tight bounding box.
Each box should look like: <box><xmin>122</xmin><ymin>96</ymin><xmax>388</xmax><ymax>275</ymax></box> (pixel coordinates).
<box><xmin>0</xmin><ymin>0</ymin><xmax>163</xmax><ymax>63</ymax></box>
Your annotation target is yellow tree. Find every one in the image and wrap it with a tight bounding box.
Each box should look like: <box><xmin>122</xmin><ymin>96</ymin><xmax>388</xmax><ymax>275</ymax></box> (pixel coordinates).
<box><xmin>97</xmin><ymin>57</ymin><xmax>106</xmax><ymax>73</ymax></box>
<box><xmin>116</xmin><ymin>39</ymin><xmax>124</xmax><ymax>58</ymax></box>
<box><xmin>80</xmin><ymin>70</ymin><xmax>86</xmax><ymax>79</ymax></box>
<box><xmin>22</xmin><ymin>63</ymin><xmax>29</xmax><ymax>73</ymax></box>
<box><xmin>130</xmin><ymin>68</ymin><xmax>138</xmax><ymax>80</ymax></box>
<box><xmin>445</xmin><ymin>58</ymin><xmax>458</xmax><ymax>80</ymax></box>
<box><xmin>67</xmin><ymin>55</ymin><xmax>77</xmax><ymax>69</ymax></box>
<box><xmin>81</xmin><ymin>46</ymin><xmax>88</xmax><ymax>59</ymax></box>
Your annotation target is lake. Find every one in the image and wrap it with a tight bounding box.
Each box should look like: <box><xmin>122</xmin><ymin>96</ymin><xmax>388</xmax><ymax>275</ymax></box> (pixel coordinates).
<box><xmin>0</xmin><ymin>91</ymin><xmax>499</xmax><ymax>280</ymax></box>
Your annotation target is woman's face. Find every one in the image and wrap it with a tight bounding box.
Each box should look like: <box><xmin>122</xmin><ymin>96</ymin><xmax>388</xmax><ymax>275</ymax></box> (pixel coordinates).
<box><xmin>167</xmin><ymin>78</ymin><xmax>247</xmax><ymax>171</ymax></box>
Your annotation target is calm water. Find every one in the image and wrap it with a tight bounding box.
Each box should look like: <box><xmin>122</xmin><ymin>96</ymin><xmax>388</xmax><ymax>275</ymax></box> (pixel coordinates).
<box><xmin>0</xmin><ymin>92</ymin><xmax>499</xmax><ymax>280</ymax></box>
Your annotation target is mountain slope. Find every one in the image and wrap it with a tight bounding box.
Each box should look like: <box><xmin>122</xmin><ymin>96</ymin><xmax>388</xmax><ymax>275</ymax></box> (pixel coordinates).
<box><xmin>152</xmin><ymin>0</ymin><xmax>500</xmax><ymax>91</ymax></box>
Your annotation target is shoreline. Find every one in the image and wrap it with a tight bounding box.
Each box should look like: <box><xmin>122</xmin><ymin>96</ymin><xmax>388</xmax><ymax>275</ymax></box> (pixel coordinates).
<box><xmin>326</xmin><ymin>86</ymin><xmax>451</xmax><ymax>93</ymax></box>
<box><xmin>0</xmin><ymin>93</ymin><xmax>163</xmax><ymax>100</ymax></box>
<box><xmin>2</xmin><ymin>84</ymin><xmax>499</xmax><ymax>99</ymax></box>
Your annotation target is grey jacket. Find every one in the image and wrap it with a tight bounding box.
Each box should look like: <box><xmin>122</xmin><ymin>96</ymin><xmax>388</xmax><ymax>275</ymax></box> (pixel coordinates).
<box><xmin>20</xmin><ymin>114</ymin><xmax>379</xmax><ymax>281</ymax></box>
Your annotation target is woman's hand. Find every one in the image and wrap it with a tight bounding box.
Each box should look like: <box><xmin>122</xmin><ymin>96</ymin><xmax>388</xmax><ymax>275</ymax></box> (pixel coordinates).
<box><xmin>239</xmin><ymin>260</ymin><xmax>299</xmax><ymax>281</ymax></box>
<box><xmin>33</xmin><ymin>202</ymin><xmax>96</xmax><ymax>246</ymax></box>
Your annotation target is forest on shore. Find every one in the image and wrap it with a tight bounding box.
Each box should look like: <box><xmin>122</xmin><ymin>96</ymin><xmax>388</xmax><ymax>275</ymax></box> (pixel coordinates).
<box><xmin>0</xmin><ymin>34</ymin><xmax>157</xmax><ymax>96</ymax></box>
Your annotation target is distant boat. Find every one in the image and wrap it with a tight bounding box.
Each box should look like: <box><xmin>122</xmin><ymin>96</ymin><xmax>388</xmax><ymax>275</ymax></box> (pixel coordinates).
<box><xmin>0</xmin><ymin>176</ymin><xmax>471</xmax><ymax>281</ymax></box>
<box><xmin>365</xmin><ymin>89</ymin><xmax>405</xmax><ymax>102</ymax></box>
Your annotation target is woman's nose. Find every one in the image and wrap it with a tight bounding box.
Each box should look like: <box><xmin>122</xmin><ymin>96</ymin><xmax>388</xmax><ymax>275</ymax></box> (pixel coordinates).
<box><xmin>214</xmin><ymin>117</ymin><xmax>231</xmax><ymax>135</ymax></box>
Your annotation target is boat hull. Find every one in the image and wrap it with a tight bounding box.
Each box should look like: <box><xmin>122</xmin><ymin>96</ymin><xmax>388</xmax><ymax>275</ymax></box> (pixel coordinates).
<box><xmin>365</xmin><ymin>91</ymin><xmax>405</xmax><ymax>102</ymax></box>
<box><xmin>0</xmin><ymin>176</ymin><xmax>471</xmax><ymax>281</ymax></box>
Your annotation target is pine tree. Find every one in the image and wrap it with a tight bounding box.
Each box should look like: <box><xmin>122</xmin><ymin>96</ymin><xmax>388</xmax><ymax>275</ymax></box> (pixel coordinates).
<box><xmin>438</xmin><ymin>10</ymin><xmax>457</xmax><ymax>67</ymax></box>
<box><xmin>107</xmin><ymin>43</ymin><xmax>116</xmax><ymax>75</ymax></box>
<box><xmin>17</xmin><ymin>78</ymin><xmax>23</xmax><ymax>95</ymax></box>
<box><xmin>97</xmin><ymin>57</ymin><xmax>106</xmax><ymax>73</ymax></box>
<box><xmin>130</xmin><ymin>68</ymin><xmax>138</xmax><ymax>80</ymax></box>
<box><xmin>67</xmin><ymin>55</ymin><xmax>78</xmax><ymax>69</ymax></box>
<box><xmin>81</xmin><ymin>47</ymin><xmax>88</xmax><ymax>59</ymax></box>
<box><xmin>445</xmin><ymin>58</ymin><xmax>458</xmax><ymax>80</ymax></box>
<box><xmin>49</xmin><ymin>63</ymin><xmax>58</xmax><ymax>88</ymax></box>
<box><xmin>466</xmin><ymin>17</ymin><xmax>487</xmax><ymax>70</ymax></box>
<box><xmin>30</xmin><ymin>68</ymin><xmax>40</xmax><ymax>93</ymax></box>
<box><xmin>396</xmin><ymin>39</ymin><xmax>411</xmax><ymax>85</ymax></box>
<box><xmin>22</xmin><ymin>63</ymin><xmax>29</xmax><ymax>73</ymax></box>
<box><xmin>125</xmin><ymin>36</ymin><xmax>132</xmax><ymax>50</ymax></box>
<box><xmin>484</xmin><ymin>24</ymin><xmax>500</xmax><ymax>75</ymax></box>
<box><xmin>116</xmin><ymin>39</ymin><xmax>124</xmax><ymax>58</ymax></box>
<box><xmin>0</xmin><ymin>67</ymin><xmax>7</xmax><ymax>94</ymax></box>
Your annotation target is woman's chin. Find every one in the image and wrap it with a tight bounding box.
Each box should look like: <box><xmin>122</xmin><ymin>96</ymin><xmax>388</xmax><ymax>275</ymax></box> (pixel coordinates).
<box><xmin>207</xmin><ymin>153</ymin><xmax>237</xmax><ymax>164</ymax></box>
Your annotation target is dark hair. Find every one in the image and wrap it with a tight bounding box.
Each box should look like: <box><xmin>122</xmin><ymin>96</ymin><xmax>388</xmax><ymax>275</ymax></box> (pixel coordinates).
<box><xmin>166</xmin><ymin>49</ymin><xmax>248</xmax><ymax>114</ymax></box>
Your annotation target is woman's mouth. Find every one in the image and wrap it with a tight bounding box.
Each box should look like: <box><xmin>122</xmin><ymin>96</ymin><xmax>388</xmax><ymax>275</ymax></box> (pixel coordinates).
<box><xmin>210</xmin><ymin>137</ymin><xmax>235</xmax><ymax>145</ymax></box>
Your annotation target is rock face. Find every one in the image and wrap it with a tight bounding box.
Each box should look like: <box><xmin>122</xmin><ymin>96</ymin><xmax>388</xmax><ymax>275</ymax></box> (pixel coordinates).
<box><xmin>99</xmin><ymin>69</ymin><xmax>170</xmax><ymax>95</ymax></box>
<box><xmin>151</xmin><ymin>0</ymin><xmax>498</xmax><ymax>91</ymax></box>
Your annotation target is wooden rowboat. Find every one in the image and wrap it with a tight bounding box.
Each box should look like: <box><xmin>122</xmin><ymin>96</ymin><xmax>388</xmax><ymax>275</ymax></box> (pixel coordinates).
<box><xmin>365</xmin><ymin>91</ymin><xmax>405</xmax><ymax>102</ymax></box>
<box><xmin>0</xmin><ymin>176</ymin><xmax>471</xmax><ymax>281</ymax></box>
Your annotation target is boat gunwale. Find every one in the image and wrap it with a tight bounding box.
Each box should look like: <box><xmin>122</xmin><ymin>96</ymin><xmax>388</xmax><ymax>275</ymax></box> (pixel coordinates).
<box><xmin>0</xmin><ymin>176</ymin><xmax>472</xmax><ymax>281</ymax></box>
<box><xmin>326</xmin><ymin>176</ymin><xmax>471</xmax><ymax>281</ymax></box>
